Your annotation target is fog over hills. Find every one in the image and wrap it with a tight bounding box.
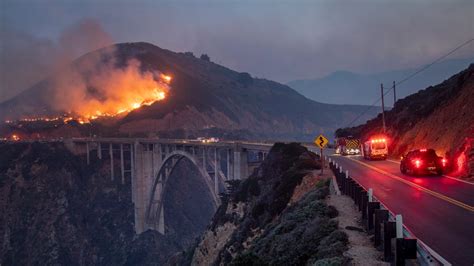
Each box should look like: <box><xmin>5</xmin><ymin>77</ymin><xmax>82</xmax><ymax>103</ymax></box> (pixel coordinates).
<box><xmin>288</xmin><ymin>57</ymin><xmax>473</xmax><ymax>106</ymax></box>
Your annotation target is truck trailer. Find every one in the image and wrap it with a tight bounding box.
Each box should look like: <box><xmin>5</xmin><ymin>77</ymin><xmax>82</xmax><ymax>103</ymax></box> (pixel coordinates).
<box><xmin>336</xmin><ymin>137</ymin><xmax>361</xmax><ymax>156</ymax></box>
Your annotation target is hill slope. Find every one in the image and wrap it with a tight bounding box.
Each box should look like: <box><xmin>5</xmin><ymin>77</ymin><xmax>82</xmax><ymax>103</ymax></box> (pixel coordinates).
<box><xmin>179</xmin><ymin>143</ymin><xmax>348</xmax><ymax>265</ymax></box>
<box><xmin>0</xmin><ymin>42</ymin><xmax>378</xmax><ymax>141</ymax></box>
<box><xmin>288</xmin><ymin>57</ymin><xmax>473</xmax><ymax>105</ymax></box>
<box><xmin>337</xmin><ymin>64</ymin><xmax>474</xmax><ymax>178</ymax></box>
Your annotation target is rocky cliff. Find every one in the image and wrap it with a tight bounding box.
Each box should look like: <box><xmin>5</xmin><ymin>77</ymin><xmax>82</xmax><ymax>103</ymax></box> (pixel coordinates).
<box><xmin>179</xmin><ymin>143</ymin><xmax>349</xmax><ymax>265</ymax></box>
<box><xmin>337</xmin><ymin>64</ymin><xmax>474</xmax><ymax>178</ymax></box>
<box><xmin>0</xmin><ymin>142</ymin><xmax>214</xmax><ymax>265</ymax></box>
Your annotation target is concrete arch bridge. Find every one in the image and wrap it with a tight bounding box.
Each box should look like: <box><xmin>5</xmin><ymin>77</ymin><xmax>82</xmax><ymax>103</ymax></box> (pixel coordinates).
<box><xmin>69</xmin><ymin>138</ymin><xmax>271</xmax><ymax>234</ymax></box>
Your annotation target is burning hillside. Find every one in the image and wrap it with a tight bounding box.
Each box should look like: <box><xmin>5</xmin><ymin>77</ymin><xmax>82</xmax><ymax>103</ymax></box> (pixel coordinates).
<box><xmin>2</xmin><ymin>46</ymin><xmax>172</xmax><ymax>124</ymax></box>
<box><xmin>0</xmin><ymin>42</ymin><xmax>379</xmax><ymax>141</ymax></box>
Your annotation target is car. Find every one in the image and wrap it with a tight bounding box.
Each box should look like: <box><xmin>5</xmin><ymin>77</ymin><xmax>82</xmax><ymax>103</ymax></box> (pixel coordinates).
<box><xmin>400</xmin><ymin>149</ymin><xmax>447</xmax><ymax>176</ymax></box>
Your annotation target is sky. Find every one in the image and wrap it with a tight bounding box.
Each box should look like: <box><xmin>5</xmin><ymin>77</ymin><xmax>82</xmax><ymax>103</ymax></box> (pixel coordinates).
<box><xmin>1</xmin><ymin>0</ymin><xmax>473</xmax><ymax>102</ymax></box>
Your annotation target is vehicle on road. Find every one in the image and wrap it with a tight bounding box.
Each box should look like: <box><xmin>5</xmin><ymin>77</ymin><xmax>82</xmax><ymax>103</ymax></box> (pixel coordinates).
<box><xmin>362</xmin><ymin>137</ymin><xmax>388</xmax><ymax>160</ymax></box>
<box><xmin>197</xmin><ymin>137</ymin><xmax>220</xmax><ymax>143</ymax></box>
<box><xmin>400</xmin><ymin>149</ymin><xmax>447</xmax><ymax>176</ymax></box>
<box><xmin>336</xmin><ymin>137</ymin><xmax>360</xmax><ymax>155</ymax></box>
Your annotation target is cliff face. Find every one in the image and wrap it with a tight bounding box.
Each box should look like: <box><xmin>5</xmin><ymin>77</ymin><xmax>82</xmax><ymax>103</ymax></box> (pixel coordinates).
<box><xmin>184</xmin><ymin>143</ymin><xmax>348</xmax><ymax>265</ymax></box>
<box><xmin>337</xmin><ymin>64</ymin><xmax>474</xmax><ymax>178</ymax></box>
<box><xmin>0</xmin><ymin>142</ymin><xmax>214</xmax><ymax>265</ymax></box>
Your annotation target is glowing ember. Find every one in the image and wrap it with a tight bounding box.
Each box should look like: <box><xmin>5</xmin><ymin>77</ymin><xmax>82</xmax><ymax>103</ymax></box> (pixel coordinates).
<box><xmin>161</xmin><ymin>74</ymin><xmax>172</xmax><ymax>83</ymax></box>
<box><xmin>11</xmin><ymin>134</ymin><xmax>20</xmax><ymax>141</ymax></box>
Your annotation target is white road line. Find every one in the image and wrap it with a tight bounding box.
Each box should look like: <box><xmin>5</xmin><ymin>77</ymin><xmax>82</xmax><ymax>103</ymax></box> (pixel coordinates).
<box><xmin>442</xmin><ymin>175</ymin><xmax>474</xmax><ymax>185</ymax></box>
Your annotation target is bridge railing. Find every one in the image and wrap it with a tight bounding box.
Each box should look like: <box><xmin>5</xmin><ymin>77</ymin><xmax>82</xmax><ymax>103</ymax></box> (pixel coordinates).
<box><xmin>328</xmin><ymin>158</ymin><xmax>449</xmax><ymax>266</ymax></box>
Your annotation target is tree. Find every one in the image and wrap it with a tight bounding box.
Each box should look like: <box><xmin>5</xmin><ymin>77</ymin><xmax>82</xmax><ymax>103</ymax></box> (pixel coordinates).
<box><xmin>237</xmin><ymin>72</ymin><xmax>253</xmax><ymax>86</ymax></box>
<box><xmin>200</xmin><ymin>54</ymin><xmax>210</xmax><ymax>62</ymax></box>
<box><xmin>183</xmin><ymin>51</ymin><xmax>195</xmax><ymax>57</ymax></box>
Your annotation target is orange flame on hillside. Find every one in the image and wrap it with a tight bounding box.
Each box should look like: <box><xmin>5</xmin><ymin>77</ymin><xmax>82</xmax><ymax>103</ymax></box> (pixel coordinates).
<box><xmin>4</xmin><ymin>58</ymin><xmax>172</xmax><ymax>124</ymax></box>
<box><xmin>61</xmin><ymin>65</ymin><xmax>172</xmax><ymax>122</ymax></box>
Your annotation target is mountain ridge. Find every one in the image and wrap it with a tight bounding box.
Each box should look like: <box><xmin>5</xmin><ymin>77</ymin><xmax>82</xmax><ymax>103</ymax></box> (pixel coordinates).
<box><xmin>0</xmin><ymin>42</ymin><xmax>379</xmax><ymax>141</ymax></box>
<box><xmin>288</xmin><ymin>57</ymin><xmax>474</xmax><ymax>106</ymax></box>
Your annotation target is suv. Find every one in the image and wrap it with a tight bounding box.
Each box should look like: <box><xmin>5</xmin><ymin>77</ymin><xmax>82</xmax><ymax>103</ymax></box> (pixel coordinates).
<box><xmin>400</xmin><ymin>149</ymin><xmax>446</xmax><ymax>176</ymax></box>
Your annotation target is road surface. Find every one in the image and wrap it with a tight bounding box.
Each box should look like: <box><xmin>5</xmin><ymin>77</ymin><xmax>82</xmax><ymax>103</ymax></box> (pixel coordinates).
<box><xmin>330</xmin><ymin>154</ymin><xmax>474</xmax><ymax>266</ymax></box>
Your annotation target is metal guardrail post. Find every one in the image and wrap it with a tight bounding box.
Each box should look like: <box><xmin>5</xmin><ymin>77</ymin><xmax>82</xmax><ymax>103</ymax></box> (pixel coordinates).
<box><xmin>360</xmin><ymin>191</ymin><xmax>368</xmax><ymax>215</ymax></box>
<box><xmin>350</xmin><ymin>179</ymin><xmax>356</xmax><ymax>200</ymax></box>
<box><xmin>374</xmin><ymin>209</ymin><xmax>389</xmax><ymax>248</ymax></box>
<box><xmin>355</xmin><ymin>184</ymin><xmax>363</xmax><ymax>209</ymax></box>
<box><xmin>367</xmin><ymin>201</ymin><xmax>380</xmax><ymax>232</ymax></box>
<box><xmin>383</xmin><ymin>221</ymin><xmax>396</xmax><ymax>261</ymax></box>
<box><xmin>395</xmin><ymin>238</ymin><xmax>418</xmax><ymax>265</ymax></box>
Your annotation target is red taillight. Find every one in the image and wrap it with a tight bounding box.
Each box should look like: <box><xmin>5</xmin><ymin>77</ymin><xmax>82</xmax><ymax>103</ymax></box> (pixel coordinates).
<box><xmin>441</xmin><ymin>158</ymin><xmax>447</xmax><ymax>167</ymax></box>
<box><xmin>420</xmin><ymin>149</ymin><xmax>427</xmax><ymax>152</ymax></box>
<box><xmin>412</xmin><ymin>159</ymin><xmax>422</xmax><ymax>168</ymax></box>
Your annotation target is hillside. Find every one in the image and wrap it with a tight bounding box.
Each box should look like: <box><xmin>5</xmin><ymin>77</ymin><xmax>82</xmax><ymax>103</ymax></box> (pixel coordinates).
<box><xmin>0</xmin><ymin>42</ymin><xmax>378</xmax><ymax>141</ymax></box>
<box><xmin>176</xmin><ymin>143</ymin><xmax>349</xmax><ymax>265</ymax></box>
<box><xmin>336</xmin><ymin>64</ymin><xmax>474</xmax><ymax>178</ymax></box>
<box><xmin>288</xmin><ymin>57</ymin><xmax>473</xmax><ymax>105</ymax></box>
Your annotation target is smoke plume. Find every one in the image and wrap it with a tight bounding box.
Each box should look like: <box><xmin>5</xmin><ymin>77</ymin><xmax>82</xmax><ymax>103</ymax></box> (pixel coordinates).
<box><xmin>0</xmin><ymin>18</ymin><xmax>112</xmax><ymax>103</ymax></box>
<box><xmin>50</xmin><ymin>52</ymin><xmax>170</xmax><ymax>121</ymax></box>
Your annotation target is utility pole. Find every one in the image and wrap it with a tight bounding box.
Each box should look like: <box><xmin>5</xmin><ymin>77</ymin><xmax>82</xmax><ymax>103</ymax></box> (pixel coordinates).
<box><xmin>393</xmin><ymin>81</ymin><xmax>397</xmax><ymax>106</ymax></box>
<box><xmin>381</xmin><ymin>83</ymin><xmax>386</xmax><ymax>133</ymax></box>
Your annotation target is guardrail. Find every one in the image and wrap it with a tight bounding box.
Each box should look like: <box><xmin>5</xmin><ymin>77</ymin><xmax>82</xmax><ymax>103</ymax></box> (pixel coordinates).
<box><xmin>327</xmin><ymin>157</ymin><xmax>450</xmax><ymax>266</ymax></box>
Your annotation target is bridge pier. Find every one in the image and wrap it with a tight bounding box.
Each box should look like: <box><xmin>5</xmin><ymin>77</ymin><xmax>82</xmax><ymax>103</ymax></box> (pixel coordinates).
<box><xmin>233</xmin><ymin>148</ymin><xmax>248</xmax><ymax>181</ymax></box>
<box><xmin>227</xmin><ymin>149</ymin><xmax>233</xmax><ymax>179</ymax></box>
<box><xmin>109</xmin><ymin>143</ymin><xmax>114</xmax><ymax>181</ymax></box>
<box><xmin>98</xmin><ymin>142</ymin><xmax>102</xmax><ymax>159</ymax></box>
<box><xmin>214</xmin><ymin>147</ymin><xmax>219</xmax><ymax>194</ymax></box>
<box><xmin>120</xmin><ymin>144</ymin><xmax>125</xmax><ymax>184</ymax></box>
<box><xmin>86</xmin><ymin>142</ymin><xmax>90</xmax><ymax>165</ymax></box>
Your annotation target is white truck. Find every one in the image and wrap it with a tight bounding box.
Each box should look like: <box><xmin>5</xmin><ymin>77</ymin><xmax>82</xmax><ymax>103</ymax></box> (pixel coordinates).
<box><xmin>362</xmin><ymin>137</ymin><xmax>388</xmax><ymax>160</ymax></box>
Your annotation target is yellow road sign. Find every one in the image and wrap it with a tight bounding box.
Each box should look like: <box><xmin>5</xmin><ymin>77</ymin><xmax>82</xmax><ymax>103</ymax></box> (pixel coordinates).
<box><xmin>314</xmin><ymin>134</ymin><xmax>329</xmax><ymax>149</ymax></box>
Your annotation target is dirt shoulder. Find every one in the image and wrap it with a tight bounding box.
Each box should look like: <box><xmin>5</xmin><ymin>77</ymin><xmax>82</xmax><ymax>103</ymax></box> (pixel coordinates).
<box><xmin>327</xmin><ymin>177</ymin><xmax>389</xmax><ymax>265</ymax></box>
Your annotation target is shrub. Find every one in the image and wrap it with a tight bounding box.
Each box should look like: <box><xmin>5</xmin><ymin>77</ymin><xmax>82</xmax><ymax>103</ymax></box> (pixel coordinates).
<box><xmin>200</xmin><ymin>54</ymin><xmax>210</xmax><ymax>61</ymax></box>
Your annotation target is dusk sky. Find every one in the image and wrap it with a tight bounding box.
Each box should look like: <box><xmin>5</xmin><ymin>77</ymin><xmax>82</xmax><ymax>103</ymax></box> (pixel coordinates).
<box><xmin>1</xmin><ymin>0</ymin><xmax>473</xmax><ymax>101</ymax></box>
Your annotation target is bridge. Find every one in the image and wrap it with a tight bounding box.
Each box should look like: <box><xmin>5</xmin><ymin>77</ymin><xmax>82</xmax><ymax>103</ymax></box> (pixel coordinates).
<box><xmin>67</xmin><ymin>138</ymin><xmax>272</xmax><ymax>234</ymax></box>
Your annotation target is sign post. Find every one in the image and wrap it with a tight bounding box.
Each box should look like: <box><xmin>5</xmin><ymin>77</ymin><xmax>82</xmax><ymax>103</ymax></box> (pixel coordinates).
<box><xmin>314</xmin><ymin>134</ymin><xmax>329</xmax><ymax>175</ymax></box>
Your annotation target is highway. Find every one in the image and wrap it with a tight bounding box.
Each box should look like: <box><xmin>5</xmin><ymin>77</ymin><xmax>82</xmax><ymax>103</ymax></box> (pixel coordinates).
<box><xmin>329</xmin><ymin>154</ymin><xmax>474</xmax><ymax>265</ymax></box>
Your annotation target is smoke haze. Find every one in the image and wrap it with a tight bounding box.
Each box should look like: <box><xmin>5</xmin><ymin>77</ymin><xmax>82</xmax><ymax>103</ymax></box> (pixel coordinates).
<box><xmin>0</xmin><ymin>18</ymin><xmax>112</xmax><ymax>102</ymax></box>
<box><xmin>1</xmin><ymin>0</ymin><xmax>473</xmax><ymax>104</ymax></box>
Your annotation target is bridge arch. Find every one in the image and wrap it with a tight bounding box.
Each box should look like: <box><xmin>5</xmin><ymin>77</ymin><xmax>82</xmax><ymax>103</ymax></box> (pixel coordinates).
<box><xmin>145</xmin><ymin>150</ymin><xmax>222</xmax><ymax>233</ymax></box>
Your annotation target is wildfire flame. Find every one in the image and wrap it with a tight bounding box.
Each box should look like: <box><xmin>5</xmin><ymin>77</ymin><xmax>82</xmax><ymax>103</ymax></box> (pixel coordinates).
<box><xmin>4</xmin><ymin>70</ymin><xmax>172</xmax><ymax>124</ymax></box>
<box><xmin>70</xmin><ymin>72</ymin><xmax>171</xmax><ymax>122</ymax></box>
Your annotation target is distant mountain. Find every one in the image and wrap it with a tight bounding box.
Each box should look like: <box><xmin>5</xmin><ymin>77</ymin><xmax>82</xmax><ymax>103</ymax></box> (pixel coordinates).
<box><xmin>288</xmin><ymin>57</ymin><xmax>474</xmax><ymax>106</ymax></box>
<box><xmin>0</xmin><ymin>42</ymin><xmax>379</xmax><ymax>140</ymax></box>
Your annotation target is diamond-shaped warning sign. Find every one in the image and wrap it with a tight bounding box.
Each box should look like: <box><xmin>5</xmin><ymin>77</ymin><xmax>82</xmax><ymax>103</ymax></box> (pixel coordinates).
<box><xmin>314</xmin><ymin>134</ymin><xmax>329</xmax><ymax>149</ymax></box>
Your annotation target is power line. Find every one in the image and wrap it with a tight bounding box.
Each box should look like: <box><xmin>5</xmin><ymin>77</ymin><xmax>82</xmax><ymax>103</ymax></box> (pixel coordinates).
<box><xmin>343</xmin><ymin>38</ymin><xmax>474</xmax><ymax>129</ymax></box>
